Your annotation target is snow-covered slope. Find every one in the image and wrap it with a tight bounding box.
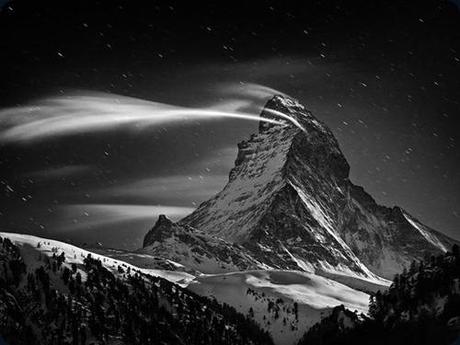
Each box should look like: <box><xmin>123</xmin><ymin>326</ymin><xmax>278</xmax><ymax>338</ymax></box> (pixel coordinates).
<box><xmin>0</xmin><ymin>233</ymin><xmax>274</xmax><ymax>345</ymax></box>
<box><xmin>178</xmin><ymin>95</ymin><xmax>457</xmax><ymax>281</ymax></box>
<box><xmin>0</xmin><ymin>232</ymin><xmax>194</xmax><ymax>286</ymax></box>
<box><xmin>189</xmin><ymin>270</ymin><xmax>370</xmax><ymax>345</ymax></box>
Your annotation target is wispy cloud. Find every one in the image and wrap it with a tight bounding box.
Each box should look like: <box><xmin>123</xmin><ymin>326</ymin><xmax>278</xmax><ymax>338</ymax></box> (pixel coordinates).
<box><xmin>218</xmin><ymin>82</ymin><xmax>289</xmax><ymax>101</ymax></box>
<box><xmin>94</xmin><ymin>174</ymin><xmax>228</xmax><ymax>204</ymax></box>
<box><xmin>26</xmin><ymin>164</ymin><xmax>93</xmax><ymax>180</ymax></box>
<box><xmin>0</xmin><ymin>89</ymin><xmax>287</xmax><ymax>143</ymax></box>
<box><xmin>90</xmin><ymin>146</ymin><xmax>236</xmax><ymax>204</ymax></box>
<box><xmin>57</xmin><ymin>204</ymin><xmax>194</xmax><ymax>231</ymax></box>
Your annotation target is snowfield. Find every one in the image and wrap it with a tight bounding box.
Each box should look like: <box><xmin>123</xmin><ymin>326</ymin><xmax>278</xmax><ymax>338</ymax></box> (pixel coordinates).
<box><xmin>189</xmin><ymin>270</ymin><xmax>371</xmax><ymax>345</ymax></box>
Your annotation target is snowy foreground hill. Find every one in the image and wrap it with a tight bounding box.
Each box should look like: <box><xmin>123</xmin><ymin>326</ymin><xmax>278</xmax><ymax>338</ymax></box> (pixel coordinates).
<box><xmin>0</xmin><ymin>232</ymin><xmax>273</xmax><ymax>345</ymax></box>
<box><xmin>1</xmin><ymin>96</ymin><xmax>458</xmax><ymax>345</ymax></box>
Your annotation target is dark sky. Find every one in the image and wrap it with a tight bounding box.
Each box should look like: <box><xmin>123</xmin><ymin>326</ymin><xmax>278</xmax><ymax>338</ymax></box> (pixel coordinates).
<box><xmin>0</xmin><ymin>0</ymin><xmax>459</xmax><ymax>249</ymax></box>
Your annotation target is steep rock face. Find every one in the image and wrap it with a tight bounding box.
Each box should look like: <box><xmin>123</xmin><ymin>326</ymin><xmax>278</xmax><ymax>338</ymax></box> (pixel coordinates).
<box><xmin>181</xmin><ymin>96</ymin><xmax>349</xmax><ymax>244</ymax></box>
<box><xmin>179</xmin><ymin>95</ymin><xmax>456</xmax><ymax>280</ymax></box>
<box><xmin>142</xmin><ymin>214</ymin><xmax>175</xmax><ymax>247</ymax></box>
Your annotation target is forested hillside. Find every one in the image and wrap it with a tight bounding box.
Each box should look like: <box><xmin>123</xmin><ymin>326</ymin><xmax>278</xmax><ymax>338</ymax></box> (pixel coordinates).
<box><xmin>0</xmin><ymin>235</ymin><xmax>274</xmax><ymax>345</ymax></box>
<box><xmin>298</xmin><ymin>245</ymin><xmax>460</xmax><ymax>345</ymax></box>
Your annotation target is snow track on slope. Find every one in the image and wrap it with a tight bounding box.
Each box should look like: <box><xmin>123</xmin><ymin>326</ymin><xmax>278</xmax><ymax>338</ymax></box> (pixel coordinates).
<box><xmin>402</xmin><ymin>214</ymin><xmax>447</xmax><ymax>252</ymax></box>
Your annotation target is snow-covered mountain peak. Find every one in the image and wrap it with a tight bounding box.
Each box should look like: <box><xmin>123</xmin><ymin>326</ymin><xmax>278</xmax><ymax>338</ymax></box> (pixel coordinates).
<box><xmin>177</xmin><ymin>95</ymin><xmax>457</xmax><ymax>281</ymax></box>
<box><xmin>184</xmin><ymin>95</ymin><xmax>351</xmax><ymax>242</ymax></box>
<box><xmin>258</xmin><ymin>95</ymin><xmax>308</xmax><ymax>132</ymax></box>
<box><xmin>258</xmin><ymin>94</ymin><xmax>331</xmax><ymax>137</ymax></box>
<box><xmin>258</xmin><ymin>94</ymin><xmax>350</xmax><ymax>181</ymax></box>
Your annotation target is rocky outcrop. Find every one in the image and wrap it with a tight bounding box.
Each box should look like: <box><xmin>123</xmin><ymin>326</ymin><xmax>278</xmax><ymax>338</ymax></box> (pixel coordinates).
<box><xmin>142</xmin><ymin>214</ymin><xmax>266</xmax><ymax>274</ymax></box>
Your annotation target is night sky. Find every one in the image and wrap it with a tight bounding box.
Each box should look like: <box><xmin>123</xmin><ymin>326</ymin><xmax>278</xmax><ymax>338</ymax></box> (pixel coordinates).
<box><xmin>0</xmin><ymin>0</ymin><xmax>459</xmax><ymax>249</ymax></box>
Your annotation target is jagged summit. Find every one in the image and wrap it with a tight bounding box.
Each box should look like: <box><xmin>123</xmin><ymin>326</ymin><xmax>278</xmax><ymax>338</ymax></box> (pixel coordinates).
<box><xmin>142</xmin><ymin>214</ymin><xmax>175</xmax><ymax>247</ymax></box>
<box><xmin>157</xmin><ymin>214</ymin><xmax>170</xmax><ymax>223</ymax></box>
<box><xmin>147</xmin><ymin>95</ymin><xmax>457</xmax><ymax>282</ymax></box>
<box><xmin>183</xmin><ymin>95</ymin><xmax>351</xmax><ymax>241</ymax></box>
<box><xmin>258</xmin><ymin>95</ymin><xmax>307</xmax><ymax>132</ymax></box>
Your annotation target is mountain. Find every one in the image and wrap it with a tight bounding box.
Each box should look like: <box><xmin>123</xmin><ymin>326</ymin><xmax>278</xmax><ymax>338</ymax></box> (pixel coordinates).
<box><xmin>297</xmin><ymin>245</ymin><xmax>460</xmax><ymax>345</ymax></box>
<box><xmin>0</xmin><ymin>232</ymin><xmax>274</xmax><ymax>345</ymax></box>
<box><xmin>144</xmin><ymin>95</ymin><xmax>456</xmax><ymax>283</ymax></box>
<box><xmin>136</xmin><ymin>95</ymin><xmax>458</xmax><ymax>344</ymax></box>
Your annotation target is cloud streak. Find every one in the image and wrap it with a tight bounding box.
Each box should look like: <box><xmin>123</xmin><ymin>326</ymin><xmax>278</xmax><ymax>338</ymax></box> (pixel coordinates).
<box><xmin>218</xmin><ymin>82</ymin><xmax>289</xmax><ymax>100</ymax></box>
<box><xmin>94</xmin><ymin>174</ymin><xmax>228</xmax><ymax>204</ymax></box>
<box><xmin>57</xmin><ymin>204</ymin><xmax>194</xmax><ymax>231</ymax></box>
<box><xmin>26</xmin><ymin>164</ymin><xmax>93</xmax><ymax>180</ymax></box>
<box><xmin>0</xmin><ymin>89</ymin><xmax>289</xmax><ymax>143</ymax></box>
